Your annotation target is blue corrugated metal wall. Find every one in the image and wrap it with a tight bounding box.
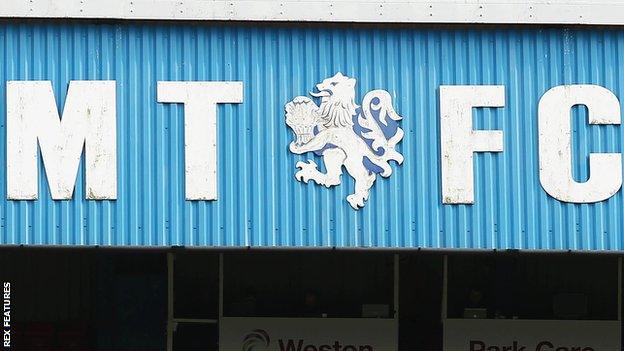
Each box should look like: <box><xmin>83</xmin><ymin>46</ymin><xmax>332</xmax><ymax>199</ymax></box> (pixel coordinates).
<box><xmin>1</xmin><ymin>21</ymin><xmax>623</xmax><ymax>250</ymax></box>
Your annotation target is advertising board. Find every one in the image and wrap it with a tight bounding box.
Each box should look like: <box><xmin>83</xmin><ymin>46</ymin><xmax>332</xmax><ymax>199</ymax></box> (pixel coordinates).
<box><xmin>219</xmin><ymin>317</ymin><xmax>398</xmax><ymax>351</ymax></box>
<box><xmin>444</xmin><ymin>319</ymin><xmax>621</xmax><ymax>351</ymax></box>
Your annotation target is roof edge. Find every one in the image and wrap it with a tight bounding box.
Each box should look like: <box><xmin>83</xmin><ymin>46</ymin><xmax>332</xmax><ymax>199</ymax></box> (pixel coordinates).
<box><xmin>1</xmin><ymin>1</ymin><xmax>624</xmax><ymax>26</ymax></box>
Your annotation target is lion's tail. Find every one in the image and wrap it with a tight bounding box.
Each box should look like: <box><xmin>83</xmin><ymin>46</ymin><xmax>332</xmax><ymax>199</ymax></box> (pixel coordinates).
<box><xmin>359</xmin><ymin>90</ymin><xmax>404</xmax><ymax>178</ymax></box>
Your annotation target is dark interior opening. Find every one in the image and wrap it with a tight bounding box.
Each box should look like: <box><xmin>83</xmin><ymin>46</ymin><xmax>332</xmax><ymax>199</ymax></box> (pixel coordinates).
<box><xmin>0</xmin><ymin>248</ymin><xmax>619</xmax><ymax>351</ymax></box>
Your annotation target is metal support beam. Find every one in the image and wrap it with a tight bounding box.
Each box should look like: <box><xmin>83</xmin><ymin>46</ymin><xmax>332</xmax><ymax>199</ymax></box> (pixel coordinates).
<box><xmin>442</xmin><ymin>255</ymin><xmax>448</xmax><ymax>321</ymax></box>
<box><xmin>219</xmin><ymin>253</ymin><xmax>224</xmax><ymax>319</ymax></box>
<box><xmin>393</xmin><ymin>254</ymin><xmax>400</xmax><ymax>351</ymax></box>
<box><xmin>618</xmin><ymin>257</ymin><xmax>622</xmax><ymax>322</ymax></box>
<box><xmin>393</xmin><ymin>254</ymin><xmax>399</xmax><ymax>320</ymax></box>
<box><xmin>167</xmin><ymin>252</ymin><xmax>175</xmax><ymax>351</ymax></box>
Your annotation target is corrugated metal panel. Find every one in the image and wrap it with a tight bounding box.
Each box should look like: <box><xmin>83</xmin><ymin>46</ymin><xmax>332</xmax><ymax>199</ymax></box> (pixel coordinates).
<box><xmin>1</xmin><ymin>21</ymin><xmax>624</xmax><ymax>250</ymax></box>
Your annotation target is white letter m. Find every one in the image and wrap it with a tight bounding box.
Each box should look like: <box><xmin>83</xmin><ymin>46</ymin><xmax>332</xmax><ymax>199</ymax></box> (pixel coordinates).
<box><xmin>7</xmin><ymin>81</ymin><xmax>116</xmax><ymax>200</ymax></box>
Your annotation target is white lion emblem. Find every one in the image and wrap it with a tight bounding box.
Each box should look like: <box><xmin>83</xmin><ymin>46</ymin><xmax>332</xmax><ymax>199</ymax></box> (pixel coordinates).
<box><xmin>285</xmin><ymin>72</ymin><xmax>404</xmax><ymax>209</ymax></box>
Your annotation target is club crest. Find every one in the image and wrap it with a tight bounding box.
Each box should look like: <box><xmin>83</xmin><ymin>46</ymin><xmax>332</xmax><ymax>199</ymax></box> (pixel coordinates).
<box><xmin>285</xmin><ymin>72</ymin><xmax>404</xmax><ymax>209</ymax></box>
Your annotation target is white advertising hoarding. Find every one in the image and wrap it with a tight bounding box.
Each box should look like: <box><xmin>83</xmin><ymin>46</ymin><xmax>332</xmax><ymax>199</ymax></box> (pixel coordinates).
<box><xmin>444</xmin><ymin>319</ymin><xmax>621</xmax><ymax>351</ymax></box>
<box><xmin>220</xmin><ymin>317</ymin><xmax>398</xmax><ymax>351</ymax></box>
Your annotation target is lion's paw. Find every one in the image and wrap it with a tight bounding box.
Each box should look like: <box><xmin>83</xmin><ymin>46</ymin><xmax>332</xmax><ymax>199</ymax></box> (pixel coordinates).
<box><xmin>295</xmin><ymin>169</ymin><xmax>311</xmax><ymax>183</ymax></box>
<box><xmin>295</xmin><ymin>160</ymin><xmax>321</xmax><ymax>184</ymax></box>
<box><xmin>323</xmin><ymin>176</ymin><xmax>341</xmax><ymax>188</ymax></box>
<box><xmin>347</xmin><ymin>194</ymin><xmax>366</xmax><ymax>209</ymax></box>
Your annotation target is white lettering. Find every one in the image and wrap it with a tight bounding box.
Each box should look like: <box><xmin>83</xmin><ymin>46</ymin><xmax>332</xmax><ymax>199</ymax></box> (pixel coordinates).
<box><xmin>440</xmin><ymin>85</ymin><xmax>505</xmax><ymax>204</ymax></box>
<box><xmin>157</xmin><ymin>81</ymin><xmax>243</xmax><ymax>200</ymax></box>
<box><xmin>7</xmin><ymin>81</ymin><xmax>117</xmax><ymax>200</ymax></box>
<box><xmin>538</xmin><ymin>85</ymin><xmax>622</xmax><ymax>203</ymax></box>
